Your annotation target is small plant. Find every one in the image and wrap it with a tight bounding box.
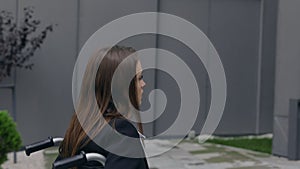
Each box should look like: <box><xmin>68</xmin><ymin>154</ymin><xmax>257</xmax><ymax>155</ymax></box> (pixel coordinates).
<box><xmin>0</xmin><ymin>7</ymin><xmax>54</xmax><ymax>81</ymax></box>
<box><xmin>0</xmin><ymin>110</ymin><xmax>22</xmax><ymax>166</ymax></box>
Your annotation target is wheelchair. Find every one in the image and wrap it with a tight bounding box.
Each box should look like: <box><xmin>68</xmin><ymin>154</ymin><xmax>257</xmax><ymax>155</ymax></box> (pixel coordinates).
<box><xmin>25</xmin><ymin>137</ymin><xmax>106</xmax><ymax>169</ymax></box>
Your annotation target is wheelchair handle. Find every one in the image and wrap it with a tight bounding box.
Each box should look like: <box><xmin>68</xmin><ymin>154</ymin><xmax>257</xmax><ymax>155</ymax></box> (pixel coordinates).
<box><xmin>53</xmin><ymin>151</ymin><xmax>87</xmax><ymax>169</ymax></box>
<box><xmin>52</xmin><ymin>151</ymin><xmax>106</xmax><ymax>169</ymax></box>
<box><xmin>25</xmin><ymin>137</ymin><xmax>63</xmax><ymax>156</ymax></box>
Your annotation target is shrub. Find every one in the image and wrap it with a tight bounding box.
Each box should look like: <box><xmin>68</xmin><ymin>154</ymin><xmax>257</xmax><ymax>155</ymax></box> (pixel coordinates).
<box><xmin>0</xmin><ymin>7</ymin><xmax>54</xmax><ymax>81</ymax></box>
<box><xmin>0</xmin><ymin>110</ymin><xmax>22</xmax><ymax>166</ymax></box>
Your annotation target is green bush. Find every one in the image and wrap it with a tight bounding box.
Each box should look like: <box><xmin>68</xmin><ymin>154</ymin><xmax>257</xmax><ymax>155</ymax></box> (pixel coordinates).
<box><xmin>0</xmin><ymin>110</ymin><xmax>22</xmax><ymax>165</ymax></box>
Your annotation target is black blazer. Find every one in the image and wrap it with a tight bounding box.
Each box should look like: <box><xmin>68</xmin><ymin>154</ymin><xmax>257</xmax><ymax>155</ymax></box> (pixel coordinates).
<box><xmin>55</xmin><ymin>118</ymin><xmax>149</xmax><ymax>169</ymax></box>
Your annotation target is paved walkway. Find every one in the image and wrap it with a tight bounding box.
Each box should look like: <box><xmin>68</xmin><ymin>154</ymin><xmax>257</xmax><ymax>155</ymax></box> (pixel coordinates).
<box><xmin>2</xmin><ymin>139</ymin><xmax>300</xmax><ymax>169</ymax></box>
<box><xmin>146</xmin><ymin>140</ymin><xmax>300</xmax><ymax>169</ymax></box>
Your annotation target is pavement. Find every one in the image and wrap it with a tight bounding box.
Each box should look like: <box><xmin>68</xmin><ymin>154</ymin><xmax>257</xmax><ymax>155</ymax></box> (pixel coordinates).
<box><xmin>2</xmin><ymin>139</ymin><xmax>300</xmax><ymax>169</ymax></box>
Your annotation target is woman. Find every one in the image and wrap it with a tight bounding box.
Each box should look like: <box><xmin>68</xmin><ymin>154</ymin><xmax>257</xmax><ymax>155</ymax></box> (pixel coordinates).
<box><xmin>56</xmin><ymin>46</ymin><xmax>148</xmax><ymax>169</ymax></box>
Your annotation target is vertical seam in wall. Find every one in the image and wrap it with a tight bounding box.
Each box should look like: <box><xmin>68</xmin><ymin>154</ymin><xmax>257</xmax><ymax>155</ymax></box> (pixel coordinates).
<box><xmin>75</xmin><ymin>0</ymin><xmax>80</xmax><ymax>57</ymax></box>
<box><xmin>256</xmin><ymin>0</ymin><xmax>265</xmax><ymax>134</ymax></box>
<box><xmin>13</xmin><ymin>1</ymin><xmax>20</xmax><ymax>162</ymax></box>
<box><xmin>270</xmin><ymin>0</ymin><xmax>279</xmax><ymax>133</ymax></box>
<box><xmin>73</xmin><ymin>0</ymin><xmax>80</xmax><ymax>102</ymax></box>
<box><xmin>206</xmin><ymin>0</ymin><xmax>212</xmax><ymax>118</ymax></box>
<box><xmin>13</xmin><ymin>0</ymin><xmax>19</xmax><ymax>122</ymax></box>
<box><xmin>153</xmin><ymin>0</ymin><xmax>160</xmax><ymax>136</ymax></box>
<box><xmin>272</xmin><ymin>0</ymin><xmax>280</xmax><ymax>124</ymax></box>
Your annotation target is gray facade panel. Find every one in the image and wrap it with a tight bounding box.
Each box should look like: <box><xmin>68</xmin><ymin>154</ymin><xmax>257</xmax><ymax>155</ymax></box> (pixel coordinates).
<box><xmin>273</xmin><ymin>0</ymin><xmax>300</xmax><ymax>157</ymax></box>
<box><xmin>210</xmin><ymin>0</ymin><xmax>262</xmax><ymax>134</ymax></box>
<box><xmin>0</xmin><ymin>0</ymin><xmax>16</xmax><ymax>12</ymax></box>
<box><xmin>78</xmin><ymin>0</ymin><xmax>157</xmax><ymax>50</ymax></box>
<box><xmin>15</xmin><ymin>0</ymin><xmax>78</xmax><ymax>144</ymax></box>
<box><xmin>156</xmin><ymin>0</ymin><xmax>210</xmax><ymax>136</ymax></box>
<box><xmin>0</xmin><ymin>88</ymin><xmax>13</xmax><ymax>115</ymax></box>
<box><xmin>258</xmin><ymin>0</ymin><xmax>278</xmax><ymax>133</ymax></box>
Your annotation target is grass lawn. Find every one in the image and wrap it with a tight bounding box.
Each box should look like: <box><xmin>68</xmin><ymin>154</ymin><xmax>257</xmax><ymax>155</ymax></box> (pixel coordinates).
<box><xmin>206</xmin><ymin>137</ymin><xmax>272</xmax><ymax>154</ymax></box>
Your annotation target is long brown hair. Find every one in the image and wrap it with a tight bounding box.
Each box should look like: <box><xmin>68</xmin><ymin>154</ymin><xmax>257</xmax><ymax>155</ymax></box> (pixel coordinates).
<box><xmin>59</xmin><ymin>46</ymin><xmax>143</xmax><ymax>158</ymax></box>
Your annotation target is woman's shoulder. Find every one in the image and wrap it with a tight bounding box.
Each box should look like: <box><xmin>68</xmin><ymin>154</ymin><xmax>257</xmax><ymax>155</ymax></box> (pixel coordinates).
<box><xmin>111</xmin><ymin>118</ymin><xmax>139</xmax><ymax>138</ymax></box>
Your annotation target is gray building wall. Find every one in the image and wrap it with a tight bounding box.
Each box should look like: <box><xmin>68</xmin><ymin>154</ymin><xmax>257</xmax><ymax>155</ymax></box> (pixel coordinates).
<box><xmin>155</xmin><ymin>0</ymin><xmax>277</xmax><ymax>136</ymax></box>
<box><xmin>272</xmin><ymin>0</ymin><xmax>300</xmax><ymax>157</ymax></box>
<box><xmin>0</xmin><ymin>0</ymin><xmax>278</xmax><ymax>145</ymax></box>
